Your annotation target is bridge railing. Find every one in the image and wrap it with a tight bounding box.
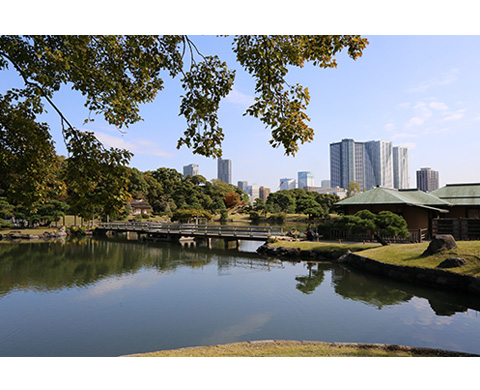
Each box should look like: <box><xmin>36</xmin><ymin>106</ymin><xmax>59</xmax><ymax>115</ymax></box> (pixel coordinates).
<box><xmin>97</xmin><ymin>222</ymin><xmax>284</xmax><ymax>238</ymax></box>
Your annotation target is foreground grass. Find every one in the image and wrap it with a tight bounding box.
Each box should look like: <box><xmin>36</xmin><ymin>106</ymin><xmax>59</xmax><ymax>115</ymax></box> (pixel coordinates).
<box><xmin>361</xmin><ymin>241</ymin><xmax>480</xmax><ymax>277</ymax></box>
<box><xmin>270</xmin><ymin>240</ymin><xmax>381</xmax><ymax>253</ymax></box>
<box><xmin>1</xmin><ymin>227</ymin><xmax>59</xmax><ymax>234</ymax></box>
<box><xmin>126</xmin><ymin>340</ymin><xmax>476</xmax><ymax>357</ymax></box>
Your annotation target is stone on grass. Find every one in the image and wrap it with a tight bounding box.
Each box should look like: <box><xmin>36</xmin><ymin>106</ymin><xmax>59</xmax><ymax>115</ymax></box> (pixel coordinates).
<box><xmin>437</xmin><ymin>257</ymin><xmax>467</xmax><ymax>269</ymax></box>
<box><xmin>422</xmin><ymin>234</ymin><xmax>457</xmax><ymax>257</ymax></box>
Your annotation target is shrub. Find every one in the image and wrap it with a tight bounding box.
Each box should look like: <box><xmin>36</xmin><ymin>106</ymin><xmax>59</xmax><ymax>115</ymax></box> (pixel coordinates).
<box><xmin>68</xmin><ymin>226</ymin><xmax>87</xmax><ymax>235</ymax></box>
<box><xmin>268</xmin><ymin>212</ymin><xmax>286</xmax><ymax>223</ymax></box>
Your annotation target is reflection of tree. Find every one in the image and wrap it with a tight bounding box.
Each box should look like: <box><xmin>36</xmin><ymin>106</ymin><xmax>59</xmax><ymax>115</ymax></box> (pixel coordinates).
<box><xmin>428</xmin><ymin>300</ymin><xmax>468</xmax><ymax>316</ymax></box>
<box><xmin>333</xmin><ymin>267</ymin><xmax>413</xmax><ymax>308</ymax></box>
<box><xmin>295</xmin><ymin>263</ymin><xmax>326</xmax><ymax>295</ymax></box>
<box><xmin>0</xmin><ymin>238</ymin><xmax>281</xmax><ymax>297</ymax></box>
<box><xmin>333</xmin><ymin>265</ymin><xmax>480</xmax><ymax>316</ymax></box>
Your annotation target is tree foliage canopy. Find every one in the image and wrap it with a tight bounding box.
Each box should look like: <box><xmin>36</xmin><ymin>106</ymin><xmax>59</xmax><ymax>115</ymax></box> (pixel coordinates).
<box><xmin>0</xmin><ymin>35</ymin><xmax>367</xmax><ymax>210</ymax></box>
<box><xmin>336</xmin><ymin>210</ymin><xmax>410</xmax><ymax>243</ymax></box>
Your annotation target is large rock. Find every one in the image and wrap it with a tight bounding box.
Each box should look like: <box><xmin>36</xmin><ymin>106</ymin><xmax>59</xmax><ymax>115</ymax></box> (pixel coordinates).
<box><xmin>422</xmin><ymin>234</ymin><xmax>457</xmax><ymax>257</ymax></box>
<box><xmin>437</xmin><ymin>257</ymin><xmax>467</xmax><ymax>269</ymax></box>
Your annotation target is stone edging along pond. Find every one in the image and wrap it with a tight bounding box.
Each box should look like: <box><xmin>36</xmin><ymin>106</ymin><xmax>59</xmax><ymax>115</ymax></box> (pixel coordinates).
<box><xmin>256</xmin><ymin>243</ymin><xmax>480</xmax><ymax>296</ymax></box>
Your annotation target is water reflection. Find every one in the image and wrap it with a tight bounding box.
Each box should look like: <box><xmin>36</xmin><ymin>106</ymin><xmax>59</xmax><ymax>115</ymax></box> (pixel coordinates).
<box><xmin>290</xmin><ymin>260</ymin><xmax>480</xmax><ymax>317</ymax></box>
<box><xmin>0</xmin><ymin>238</ymin><xmax>277</xmax><ymax>297</ymax></box>
<box><xmin>1</xmin><ymin>238</ymin><xmax>479</xmax><ymax>319</ymax></box>
<box><xmin>295</xmin><ymin>262</ymin><xmax>326</xmax><ymax>295</ymax></box>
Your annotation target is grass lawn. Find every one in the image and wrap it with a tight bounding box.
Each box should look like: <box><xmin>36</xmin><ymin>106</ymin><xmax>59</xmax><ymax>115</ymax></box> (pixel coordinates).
<box><xmin>126</xmin><ymin>340</ymin><xmax>475</xmax><ymax>357</ymax></box>
<box><xmin>270</xmin><ymin>240</ymin><xmax>381</xmax><ymax>253</ymax></box>
<box><xmin>1</xmin><ymin>227</ymin><xmax>59</xmax><ymax>234</ymax></box>
<box><xmin>268</xmin><ymin>240</ymin><xmax>480</xmax><ymax>277</ymax></box>
<box><xmin>360</xmin><ymin>241</ymin><xmax>480</xmax><ymax>277</ymax></box>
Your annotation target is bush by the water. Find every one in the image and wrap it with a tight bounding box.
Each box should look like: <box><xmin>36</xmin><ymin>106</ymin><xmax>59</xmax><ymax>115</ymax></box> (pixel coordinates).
<box><xmin>268</xmin><ymin>213</ymin><xmax>287</xmax><ymax>223</ymax></box>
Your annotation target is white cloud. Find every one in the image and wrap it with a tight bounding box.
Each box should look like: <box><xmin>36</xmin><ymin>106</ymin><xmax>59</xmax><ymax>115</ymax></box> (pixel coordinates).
<box><xmin>225</xmin><ymin>87</ymin><xmax>255</xmax><ymax>107</ymax></box>
<box><xmin>429</xmin><ymin>102</ymin><xmax>448</xmax><ymax>110</ymax></box>
<box><xmin>93</xmin><ymin>131</ymin><xmax>173</xmax><ymax>157</ymax></box>
<box><xmin>401</xmin><ymin>142</ymin><xmax>416</xmax><ymax>149</ymax></box>
<box><xmin>384</xmin><ymin>123</ymin><xmax>395</xmax><ymax>132</ymax></box>
<box><xmin>406</xmin><ymin>117</ymin><xmax>425</xmax><ymax>127</ymax></box>
<box><xmin>442</xmin><ymin>108</ymin><xmax>466</xmax><ymax>122</ymax></box>
<box><xmin>392</xmin><ymin>132</ymin><xmax>418</xmax><ymax>139</ymax></box>
<box><xmin>408</xmin><ymin>68</ymin><xmax>459</xmax><ymax>93</ymax></box>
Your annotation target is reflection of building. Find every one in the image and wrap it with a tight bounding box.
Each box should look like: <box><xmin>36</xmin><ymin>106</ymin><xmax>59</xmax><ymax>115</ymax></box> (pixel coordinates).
<box><xmin>298</xmin><ymin>171</ymin><xmax>314</xmax><ymax>189</ymax></box>
<box><xmin>279</xmin><ymin>178</ymin><xmax>296</xmax><ymax>190</ymax></box>
<box><xmin>129</xmin><ymin>199</ymin><xmax>152</xmax><ymax>215</ymax></box>
<box><xmin>217</xmin><ymin>158</ymin><xmax>232</xmax><ymax>184</ymax></box>
<box><xmin>183</xmin><ymin>164</ymin><xmax>199</xmax><ymax>178</ymax></box>
<box><xmin>416</xmin><ymin>168</ymin><xmax>439</xmax><ymax>192</ymax></box>
<box><xmin>259</xmin><ymin>186</ymin><xmax>271</xmax><ymax>201</ymax></box>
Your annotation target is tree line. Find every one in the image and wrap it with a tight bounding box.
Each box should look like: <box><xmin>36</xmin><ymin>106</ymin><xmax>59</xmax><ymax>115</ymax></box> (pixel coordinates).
<box><xmin>0</xmin><ymin>157</ymin><xmax>344</xmax><ymax>228</ymax></box>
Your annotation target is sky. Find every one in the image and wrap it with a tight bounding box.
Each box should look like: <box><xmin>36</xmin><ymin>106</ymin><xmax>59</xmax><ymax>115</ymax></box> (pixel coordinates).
<box><xmin>2</xmin><ymin>35</ymin><xmax>480</xmax><ymax>192</ymax></box>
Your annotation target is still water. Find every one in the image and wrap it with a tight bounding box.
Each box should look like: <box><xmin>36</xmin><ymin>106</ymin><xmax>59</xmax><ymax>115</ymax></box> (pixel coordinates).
<box><xmin>1</xmin><ymin>237</ymin><xmax>480</xmax><ymax>357</ymax></box>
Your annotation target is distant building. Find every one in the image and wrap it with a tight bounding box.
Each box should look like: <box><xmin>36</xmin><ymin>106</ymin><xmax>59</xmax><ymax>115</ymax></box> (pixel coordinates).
<box><xmin>246</xmin><ymin>185</ymin><xmax>260</xmax><ymax>204</ymax></box>
<box><xmin>416</xmin><ymin>168</ymin><xmax>439</xmax><ymax>192</ymax></box>
<box><xmin>237</xmin><ymin>181</ymin><xmax>248</xmax><ymax>192</ymax></box>
<box><xmin>259</xmin><ymin>186</ymin><xmax>271</xmax><ymax>201</ymax></box>
<box><xmin>393</xmin><ymin>146</ymin><xmax>410</xmax><ymax>189</ymax></box>
<box><xmin>308</xmin><ymin>186</ymin><xmax>347</xmax><ymax>199</ymax></box>
<box><xmin>128</xmin><ymin>199</ymin><xmax>152</xmax><ymax>215</ymax></box>
<box><xmin>279</xmin><ymin>178</ymin><xmax>296</xmax><ymax>190</ymax></box>
<box><xmin>298</xmin><ymin>171</ymin><xmax>315</xmax><ymax>189</ymax></box>
<box><xmin>330</xmin><ymin>138</ymin><xmax>401</xmax><ymax>191</ymax></box>
<box><xmin>321</xmin><ymin>180</ymin><xmax>331</xmax><ymax>188</ymax></box>
<box><xmin>183</xmin><ymin>163</ymin><xmax>199</xmax><ymax>178</ymax></box>
<box><xmin>217</xmin><ymin>158</ymin><xmax>232</xmax><ymax>184</ymax></box>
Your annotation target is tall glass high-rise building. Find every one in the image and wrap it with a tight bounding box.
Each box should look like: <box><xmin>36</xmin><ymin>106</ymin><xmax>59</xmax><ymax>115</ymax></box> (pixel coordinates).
<box><xmin>279</xmin><ymin>178</ymin><xmax>296</xmax><ymax>190</ymax></box>
<box><xmin>416</xmin><ymin>167</ymin><xmax>439</xmax><ymax>192</ymax></box>
<box><xmin>393</xmin><ymin>146</ymin><xmax>410</xmax><ymax>189</ymax></box>
<box><xmin>217</xmin><ymin>158</ymin><xmax>232</xmax><ymax>184</ymax></box>
<box><xmin>297</xmin><ymin>171</ymin><xmax>315</xmax><ymax>189</ymax></box>
<box><xmin>330</xmin><ymin>138</ymin><xmax>405</xmax><ymax>191</ymax></box>
<box><xmin>183</xmin><ymin>164</ymin><xmax>199</xmax><ymax>178</ymax></box>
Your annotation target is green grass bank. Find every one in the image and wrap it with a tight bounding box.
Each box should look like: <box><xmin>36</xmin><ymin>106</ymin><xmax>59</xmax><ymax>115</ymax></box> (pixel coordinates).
<box><xmin>269</xmin><ymin>240</ymin><xmax>480</xmax><ymax>278</ymax></box>
<box><xmin>126</xmin><ymin>340</ymin><xmax>477</xmax><ymax>357</ymax></box>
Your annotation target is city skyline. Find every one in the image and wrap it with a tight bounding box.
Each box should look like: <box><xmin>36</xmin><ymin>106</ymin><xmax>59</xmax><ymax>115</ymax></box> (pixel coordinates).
<box><xmin>330</xmin><ymin>138</ymin><xmax>410</xmax><ymax>191</ymax></box>
<box><xmin>3</xmin><ymin>35</ymin><xmax>480</xmax><ymax>191</ymax></box>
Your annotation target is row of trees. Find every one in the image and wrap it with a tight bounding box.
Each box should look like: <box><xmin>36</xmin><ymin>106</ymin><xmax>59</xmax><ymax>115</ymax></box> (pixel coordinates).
<box><xmin>127</xmin><ymin>167</ymin><xmax>248</xmax><ymax>218</ymax></box>
<box><xmin>0</xmin><ymin>161</ymin><xmax>250</xmax><ymax>226</ymax></box>
<box><xmin>251</xmin><ymin>189</ymin><xmax>340</xmax><ymax>219</ymax></box>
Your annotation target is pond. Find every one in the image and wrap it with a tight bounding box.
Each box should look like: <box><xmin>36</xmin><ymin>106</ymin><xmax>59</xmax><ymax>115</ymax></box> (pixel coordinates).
<box><xmin>1</xmin><ymin>237</ymin><xmax>480</xmax><ymax>357</ymax></box>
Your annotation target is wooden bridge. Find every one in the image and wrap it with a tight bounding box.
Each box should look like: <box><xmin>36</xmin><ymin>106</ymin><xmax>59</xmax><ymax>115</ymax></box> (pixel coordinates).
<box><xmin>96</xmin><ymin>222</ymin><xmax>285</xmax><ymax>248</ymax></box>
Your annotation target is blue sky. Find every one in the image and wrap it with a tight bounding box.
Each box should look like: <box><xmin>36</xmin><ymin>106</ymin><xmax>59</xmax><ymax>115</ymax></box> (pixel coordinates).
<box><xmin>2</xmin><ymin>35</ymin><xmax>480</xmax><ymax>191</ymax></box>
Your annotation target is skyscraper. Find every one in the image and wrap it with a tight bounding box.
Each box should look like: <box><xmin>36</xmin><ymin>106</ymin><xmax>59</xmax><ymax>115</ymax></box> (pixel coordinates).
<box><xmin>279</xmin><ymin>178</ymin><xmax>296</xmax><ymax>190</ymax></box>
<box><xmin>183</xmin><ymin>163</ymin><xmax>199</xmax><ymax>178</ymax></box>
<box><xmin>217</xmin><ymin>158</ymin><xmax>232</xmax><ymax>184</ymax></box>
<box><xmin>416</xmin><ymin>168</ymin><xmax>439</xmax><ymax>192</ymax></box>
<box><xmin>297</xmin><ymin>171</ymin><xmax>315</xmax><ymax>189</ymax></box>
<box><xmin>330</xmin><ymin>138</ymin><xmax>400</xmax><ymax>191</ymax></box>
<box><xmin>259</xmin><ymin>186</ymin><xmax>271</xmax><ymax>201</ymax></box>
<box><xmin>237</xmin><ymin>181</ymin><xmax>248</xmax><ymax>192</ymax></box>
<box><xmin>393</xmin><ymin>146</ymin><xmax>410</xmax><ymax>189</ymax></box>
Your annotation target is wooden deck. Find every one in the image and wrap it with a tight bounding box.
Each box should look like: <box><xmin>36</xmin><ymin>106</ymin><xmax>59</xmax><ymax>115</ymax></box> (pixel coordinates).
<box><xmin>96</xmin><ymin>222</ymin><xmax>284</xmax><ymax>242</ymax></box>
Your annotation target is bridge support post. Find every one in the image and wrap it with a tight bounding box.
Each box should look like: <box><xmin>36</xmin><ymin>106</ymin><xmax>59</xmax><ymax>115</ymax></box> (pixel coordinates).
<box><xmin>224</xmin><ymin>239</ymin><xmax>239</xmax><ymax>250</ymax></box>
